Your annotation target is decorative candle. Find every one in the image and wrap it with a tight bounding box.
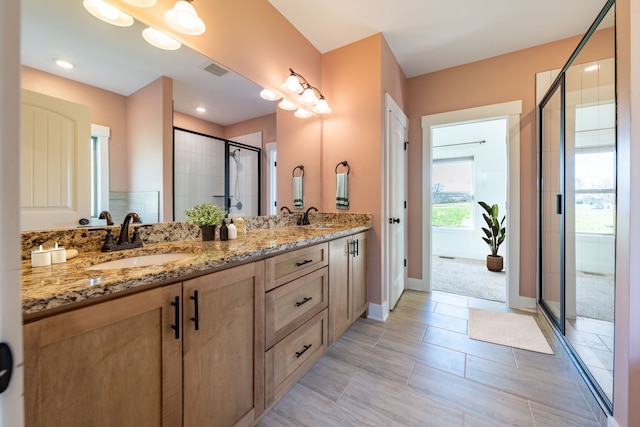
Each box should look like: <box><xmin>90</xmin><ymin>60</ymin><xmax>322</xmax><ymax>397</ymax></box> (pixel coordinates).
<box><xmin>31</xmin><ymin>245</ymin><xmax>51</xmax><ymax>268</ymax></box>
<box><xmin>50</xmin><ymin>242</ymin><xmax>66</xmax><ymax>264</ymax></box>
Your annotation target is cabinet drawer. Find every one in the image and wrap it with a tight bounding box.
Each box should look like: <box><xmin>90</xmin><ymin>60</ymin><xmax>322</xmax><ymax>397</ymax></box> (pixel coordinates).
<box><xmin>265</xmin><ymin>267</ymin><xmax>328</xmax><ymax>349</ymax></box>
<box><xmin>265</xmin><ymin>309</ymin><xmax>328</xmax><ymax>406</ymax></box>
<box><xmin>265</xmin><ymin>243</ymin><xmax>328</xmax><ymax>291</ymax></box>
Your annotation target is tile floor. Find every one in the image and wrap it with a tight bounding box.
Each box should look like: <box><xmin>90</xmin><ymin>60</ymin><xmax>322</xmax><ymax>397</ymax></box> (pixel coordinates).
<box><xmin>257</xmin><ymin>290</ymin><xmax>607</xmax><ymax>427</ymax></box>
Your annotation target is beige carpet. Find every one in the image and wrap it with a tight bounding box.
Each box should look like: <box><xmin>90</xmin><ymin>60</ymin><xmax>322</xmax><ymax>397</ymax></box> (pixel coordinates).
<box><xmin>468</xmin><ymin>308</ymin><xmax>554</xmax><ymax>354</ymax></box>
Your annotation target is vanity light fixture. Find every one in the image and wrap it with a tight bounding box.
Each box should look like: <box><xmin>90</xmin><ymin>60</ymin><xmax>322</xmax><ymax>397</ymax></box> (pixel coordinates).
<box><xmin>282</xmin><ymin>68</ymin><xmax>331</xmax><ymax>115</ymax></box>
<box><xmin>278</xmin><ymin>99</ymin><xmax>297</xmax><ymax>111</ymax></box>
<box><xmin>83</xmin><ymin>0</ymin><xmax>134</xmax><ymax>27</ymax></box>
<box><xmin>122</xmin><ymin>0</ymin><xmax>157</xmax><ymax>6</ymax></box>
<box><xmin>294</xmin><ymin>107</ymin><xmax>313</xmax><ymax>119</ymax></box>
<box><xmin>260</xmin><ymin>88</ymin><xmax>281</xmax><ymax>101</ymax></box>
<box><xmin>164</xmin><ymin>0</ymin><xmax>206</xmax><ymax>36</ymax></box>
<box><xmin>55</xmin><ymin>59</ymin><xmax>76</xmax><ymax>69</ymax></box>
<box><xmin>142</xmin><ymin>27</ymin><xmax>181</xmax><ymax>50</ymax></box>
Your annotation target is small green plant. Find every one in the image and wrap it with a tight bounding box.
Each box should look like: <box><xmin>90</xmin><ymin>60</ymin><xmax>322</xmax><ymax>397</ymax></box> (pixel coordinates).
<box><xmin>185</xmin><ymin>203</ymin><xmax>226</xmax><ymax>227</ymax></box>
<box><xmin>478</xmin><ymin>201</ymin><xmax>506</xmax><ymax>256</ymax></box>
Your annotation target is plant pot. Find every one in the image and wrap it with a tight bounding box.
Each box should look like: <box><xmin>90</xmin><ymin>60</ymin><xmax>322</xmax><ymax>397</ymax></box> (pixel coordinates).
<box><xmin>200</xmin><ymin>225</ymin><xmax>216</xmax><ymax>241</ymax></box>
<box><xmin>486</xmin><ymin>255</ymin><xmax>503</xmax><ymax>272</ymax></box>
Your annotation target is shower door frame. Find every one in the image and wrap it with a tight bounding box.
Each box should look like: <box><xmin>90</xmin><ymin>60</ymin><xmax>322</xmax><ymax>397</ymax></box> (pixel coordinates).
<box><xmin>225</xmin><ymin>140</ymin><xmax>262</xmax><ymax>217</ymax></box>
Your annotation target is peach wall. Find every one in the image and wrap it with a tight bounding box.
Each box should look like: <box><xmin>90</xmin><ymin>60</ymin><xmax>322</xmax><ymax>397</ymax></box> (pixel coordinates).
<box><xmin>20</xmin><ymin>66</ymin><xmax>129</xmax><ymax>190</ymax></box>
<box><xmin>126</xmin><ymin>76</ymin><xmax>172</xmax><ymax>221</ymax></box>
<box><xmin>173</xmin><ymin>111</ymin><xmax>225</xmax><ymax>137</ymax></box>
<box><xmin>277</xmin><ymin>111</ymin><xmax>322</xmax><ymax>212</ymax></box>
<box><xmin>322</xmin><ymin>34</ymin><xmax>385</xmax><ymax>304</ymax></box>
<box><xmin>406</xmin><ymin>34</ymin><xmax>588</xmax><ymax>299</ymax></box>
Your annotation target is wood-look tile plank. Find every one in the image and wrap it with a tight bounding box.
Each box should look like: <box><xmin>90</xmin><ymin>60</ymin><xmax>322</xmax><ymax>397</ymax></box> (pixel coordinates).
<box><xmin>467</xmin><ymin>297</ymin><xmax>513</xmax><ymax>313</ymax></box>
<box><xmin>297</xmin><ymin>355</ymin><xmax>357</xmax><ymax>402</ymax></box>
<box><xmin>465</xmin><ymin>355</ymin><xmax>596</xmax><ymax>420</ymax></box>
<box><xmin>257</xmin><ymin>383</ymin><xmax>381</xmax><ymax>427</ymax></box>
<box><xmin>339</xmin><ymin>318</ymin><xmax>385</xmax><ymax>348</ymax></box>
<box><xmin>393</xmin><ymin>306</ymin><xmax>468</xmax><ymax>334</ymax></box>
<box><xmin>394</xmin><ymin>290</ymin><xmax>437</xmax><ymax>312</ymax></box>
<box><xmin>326</xmin><ymin>334</ymin><xmax>415</xmax><ymax>388</ymax></box>
<box><xmin>376</xmin><ymin>332</ymin><xmax>466</xmax><ymax>377</ymax></box>
<box><xmin>434</xmin><ymin>302</ymin><xmax>470</xmax><ymax>320</ymax></box>
<box><xmin>430</xmin><ymin>291</ymin><xmax>470</xmax><ymax>307</ymax></box>
<box><xmin>463</xmin><ymin>414</ymin><xmax>499</xmax><ymax>427</ymax></box>
<box><xmin>528</xmin><ymin>401</ymin><xmax>602</xmax><ymax>427</ymax></box>
<box><xmin>512</xmin><ymin>348</ymin><xmax>575</xmax><ymax>382</ymax></box>
<box><xmin>407</xmin><ymin>362</ymin><xmax>535</xmax><ymax>427</ymax></box>
<box><xmin>375</xmin><ymin>316</ymin><xmax>428</xmax><ymax>342</ymax></box>
<box><xmin>338</xmin><ymin>371</ymin><xmax>465</xmax><ymax>427</ymax></box>
<box><xmin>423</xmin><ymin>326</ymin><xmax>517</xmax><ymax>367</ymax></box>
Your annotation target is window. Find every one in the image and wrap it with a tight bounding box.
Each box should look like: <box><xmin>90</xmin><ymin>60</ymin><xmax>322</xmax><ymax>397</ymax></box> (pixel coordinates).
<box><xmin>432</xmin><ymin>157</ymin><xmax>474</xmax><ymax>227</ymax></box>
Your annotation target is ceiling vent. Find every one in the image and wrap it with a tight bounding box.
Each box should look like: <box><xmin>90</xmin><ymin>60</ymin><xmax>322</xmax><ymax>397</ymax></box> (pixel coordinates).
<box><xmin>203</xmin><ymin>62</ymin><xmax>229</xmax><ymax>77</ymax></box>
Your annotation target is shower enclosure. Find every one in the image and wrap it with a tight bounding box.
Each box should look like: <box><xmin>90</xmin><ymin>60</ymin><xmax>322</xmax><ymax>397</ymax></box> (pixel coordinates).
<box><xmin>173</xmin><ymin>128</ymin><xmax>262</xmax><ymax>221</ymax></box>
<box><xmin>538</xmin><ymin>0</ymin><xmax>615</xmax><ymax>410</ymax></box>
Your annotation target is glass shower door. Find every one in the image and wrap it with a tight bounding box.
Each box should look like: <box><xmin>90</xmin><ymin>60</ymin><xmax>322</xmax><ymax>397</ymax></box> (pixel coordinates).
<box><xmin>540</xmin><ymin>78</ymin><xmax>565</xmax><ymax>331</ymax></box>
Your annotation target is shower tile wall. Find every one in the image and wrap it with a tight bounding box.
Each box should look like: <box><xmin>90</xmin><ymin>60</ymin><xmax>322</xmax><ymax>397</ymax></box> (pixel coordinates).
<box><xmin>228</xmin><ymin>149</ymin><xmax>259</xmax><ymax>217</ymax></box>
<box><xmin>174</xmin><ymin>130</ymin><xmax>225</xmax><ymax>221</ymax></box>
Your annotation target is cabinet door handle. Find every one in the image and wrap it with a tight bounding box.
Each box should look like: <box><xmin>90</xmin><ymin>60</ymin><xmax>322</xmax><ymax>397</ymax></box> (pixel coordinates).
<box><xmin>348</xmin><ymin>241</ymin><xmax>355</xmax><ymax>256</ymax></box>
<box><xmin>295</xmin><ymin>344</ymin><xmax>312</xmax><ymax>359</ymax></box>
<box><xmin>296</xmin><ymin>259</ymin><xmax>313</xmax><ymax>267</ymax></box>
<box><xmin>295</xmin><ymin>296</ymin><xmax>313</xmax><ymax>307</ymax></box>
<box><xmin>170</xmin><ymin>296</ymin><xmax>180</xmax><ymax>340</ymax></box>
<box><xmin>355</xmin><ymin>239</ymin><xmax>360</xmax><ymax>257</ymax></box>
<box><xmin>190</xmin><ymin>291</ymin><xmax>200</xmax><ymax>331</ymax></box>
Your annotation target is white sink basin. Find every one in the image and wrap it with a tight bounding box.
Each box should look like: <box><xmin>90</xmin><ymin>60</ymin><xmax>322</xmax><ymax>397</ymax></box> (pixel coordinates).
<box><xmin>86</xmin><ymin>253</ymin><xmax>191</xmax><ymax>270</ymax></box>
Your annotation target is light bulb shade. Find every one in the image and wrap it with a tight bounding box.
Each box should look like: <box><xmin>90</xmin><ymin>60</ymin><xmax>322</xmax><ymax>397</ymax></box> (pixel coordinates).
<box><xmin>278</xmin><ymin>99</ymin><xmax>297</xmax><ymax>111</ymax></box>
<box><xmin>312</xmin><ymin>98</ymin><xmax>332</xmax><ymax>114</ymax></box>
<box><xmin>301</xmin><ymin>87</ymin><xmax>319</xmax><ymax>105</ymax></box>
<box><xmin>165</xmin><ymin>0</ymin><xmax>206</xmax><ymax>36</ymax></box>
<box><xmin>260</xmin><ymin>88</ymin><xmax>281</xmax><ymax>101</ymax></box>
<box><xmin>282</xmin><ymin>74</ymin><xmax>303</xmax><ymax>94</ymax></box>
<box><xmin>142</xmin><ymin>27</ymin><xmax>181</xmax><ymax>50</ymax></box>
<box><xmin>294</xmin><ymin>107</ymin><xmax>313</xmax><ymax>119</ymax></box>
<box><xmin>122</xmin><ymin>0</ymin><xmax>157</xmax><ymax>6</ymax></box>
<box><xmin>83</xmin><ymin>0</ymin><xmax>134</xmax><ymax>27</ymax></box>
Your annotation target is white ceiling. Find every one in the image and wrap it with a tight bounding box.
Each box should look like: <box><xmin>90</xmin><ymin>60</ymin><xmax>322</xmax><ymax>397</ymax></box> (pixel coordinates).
<box><xmin>21</xmin><ymin>0</ymin><xmax>609</xmax><ymax>127</ymax></box>
<box><xmin>268</xmin><ymin>0</ymin><xmax>608</xmax><ymax>78</ymax></box>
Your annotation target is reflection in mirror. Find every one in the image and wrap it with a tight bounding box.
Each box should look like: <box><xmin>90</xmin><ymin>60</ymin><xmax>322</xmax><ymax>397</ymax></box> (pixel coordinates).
<box><xmin>20</xmin><ymin>0</ymin><xmax>280</xmax><ymax>229</ymax></box>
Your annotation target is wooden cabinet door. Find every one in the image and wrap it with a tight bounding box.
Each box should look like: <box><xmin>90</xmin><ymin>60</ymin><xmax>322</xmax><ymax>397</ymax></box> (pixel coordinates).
<box><xmin>23</xmin><ymin>284</ymin><xmax>183</xmax><ymax>427</ymax></box>
<box><xmin>351</xmin><ymin>232</ymin><xmax>369</xmax><ymax>319</ymax></box>
<box><xmin>182</xmin><ymin>261</ymin><xmax>265</xmax><ymax>427</ymax></box>
<box><xmin>329</xmin><ymin>237</ymin><xmax>350</xmax><ymax>345</ymax></box>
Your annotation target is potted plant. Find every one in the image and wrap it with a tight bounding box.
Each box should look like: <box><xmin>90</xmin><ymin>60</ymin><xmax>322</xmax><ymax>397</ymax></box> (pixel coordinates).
<box><xmin>185</xmin><ymin>203</ymin><xmax>226</xmax><ymax>241</ymax></box>
<box><xmin>478</xmin><ymin>201</ymin><xmax>506</xmax><ymax>272</ymax></box>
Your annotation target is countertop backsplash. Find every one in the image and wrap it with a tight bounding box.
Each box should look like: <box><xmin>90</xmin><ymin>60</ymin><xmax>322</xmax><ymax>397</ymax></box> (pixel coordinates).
<box><xmin>21</xmin><ymin>212</ymin><xmax>373</xmax><ymax>260</ymax></box>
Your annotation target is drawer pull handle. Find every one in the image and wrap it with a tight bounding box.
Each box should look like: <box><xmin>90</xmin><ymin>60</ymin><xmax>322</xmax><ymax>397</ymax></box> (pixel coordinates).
<box><xmin>171</xmin><ymin>296</ymin><xmax>180</xmax><ymax>340</ymax></box>
<box><xmin>295</xmin><ymin>297</ymin><xmax>313</xmax><ymax>307</ymax></box>
<box><xmin>190</xmin><ymin>290</ymin><xmax>200</xmax><ymax>331</ymax></box>
<box><xmin>296</xmin><ymin>259</ymin><xmax>313</xmax><ymax>267</ymax></box>
<box><xmin>295</xmin><ymin>344</ymin><xmax>312</xmax><ymax>358</ymax></box>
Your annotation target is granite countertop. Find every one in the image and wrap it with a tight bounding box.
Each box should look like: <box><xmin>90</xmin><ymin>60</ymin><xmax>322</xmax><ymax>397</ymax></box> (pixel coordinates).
<box><xmin>22</xmin><ymin>222</ymin><xmax>371</xmax><ymax>319</ymax></box>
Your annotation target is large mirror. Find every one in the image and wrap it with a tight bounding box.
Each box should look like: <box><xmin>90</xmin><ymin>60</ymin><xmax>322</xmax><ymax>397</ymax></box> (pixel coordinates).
<box><xmin>20</xmin><ymin>0</ymin><xmax>321</xmax><ymax>230</ymax></box>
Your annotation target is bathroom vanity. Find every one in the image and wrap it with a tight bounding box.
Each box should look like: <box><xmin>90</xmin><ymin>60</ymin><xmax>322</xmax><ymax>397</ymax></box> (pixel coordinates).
<box><xmin>21</xmin><ymin>214</ymin><xmax>371</xmax><ymax>427</ymax></box>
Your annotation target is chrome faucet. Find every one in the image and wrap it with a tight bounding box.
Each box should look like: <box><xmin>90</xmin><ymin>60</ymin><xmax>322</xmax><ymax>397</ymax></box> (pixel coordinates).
<box><xmin>300</xmin><ymin>207</ymin><xmax>318</xmax><ymax>226</ymax></box>
<box><xmin>118</xmin><ymin>212</ymin><xmax>141</xmax><ymax>245</ymax></box>
<box><xmin>98</xmin><ymin>210</ymin><xmax>114</xmax><ymax>226</ymax></box>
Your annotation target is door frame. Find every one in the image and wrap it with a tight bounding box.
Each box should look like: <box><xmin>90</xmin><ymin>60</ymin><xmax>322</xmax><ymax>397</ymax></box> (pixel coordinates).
<box><xmin>420</xmin><ymin>101</ymin><xmax>523</xmax><ymax>309</ymax></box>
<box><xmin>383</xmin><ymin>93</ymin><xmax>408</xmax><ymax>315</ymax></box>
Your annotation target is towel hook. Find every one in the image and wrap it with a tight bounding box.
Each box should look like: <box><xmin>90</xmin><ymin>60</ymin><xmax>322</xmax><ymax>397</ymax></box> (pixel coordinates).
<box><xmin>335</xmin><ymin>161</ymin><xmax>350</xmax><ymax>175</ymax></box>
<box><xmin>292</xmin><ymin>165</ymin><xmax>305</xmax><ymax>177</ymax></box>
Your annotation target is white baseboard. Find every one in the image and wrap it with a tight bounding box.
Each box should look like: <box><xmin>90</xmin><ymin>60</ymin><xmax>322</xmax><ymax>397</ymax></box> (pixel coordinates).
<box><xmin>519</xmin><ymin>296</ymin><xmax>537</xmax><ymax>312</ymax></box>
<box><xmin>607</xmin><ymin>416</ymin><xmax>620</xmax><ymax>427</ymax></box>
<box><xmin>368</xmin><ymin>302</ymin><xmax>389</xmax><ymax>322</ymax></box>
<box><xmin>407</xmin><ymin>277</ymin><xmax>427</xmax><ymax>292</ymax></box>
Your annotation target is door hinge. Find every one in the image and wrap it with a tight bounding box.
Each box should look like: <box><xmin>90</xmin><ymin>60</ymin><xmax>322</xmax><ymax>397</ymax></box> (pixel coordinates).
<box><xmin>404</xmin><ymin>141</ymin><xmax>409</xmax><ymax>150</ymax></box>
<box><xmin>274</xmin><ymin>161</ymin><xmax>277</xmax><ymax>167</ymax></box>
<box><xmin>274</xmin><ymin>201</ymin><xmax>277</xmax><ymax>207</ymax></box>
<box><xmin>404</xmin><ymin>259</ymin><xmax>407</xmax><ymax>267</ymax></box>
<box><xmin>404</xmin><ymin>201</ymin><xmax>407</xmax><ymax>209</ymax></box>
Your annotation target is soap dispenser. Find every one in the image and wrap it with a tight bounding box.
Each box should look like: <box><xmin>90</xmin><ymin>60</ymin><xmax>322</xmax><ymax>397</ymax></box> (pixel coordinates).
<box><xmin>219</xmin><ymin>220</ymin><xmax>229</xmax><ymax>241</ymax></box>
<box><xmin>228</xmin><ymin>219</ymin><xmax>237</xmax><ymax>240</ymax></box>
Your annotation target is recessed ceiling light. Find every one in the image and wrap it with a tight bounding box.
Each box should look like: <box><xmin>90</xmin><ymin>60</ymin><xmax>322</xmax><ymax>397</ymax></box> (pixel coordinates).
<box><xmin>54</xmin><ymin>59</ymin><xmax>76</xmax><ymax>69</ymax></box>
<box><xmin>196</xmin><ymin>107</ymin><xmax>206</xmax><ymax>113</ymax></box>
<box><xmin>584</xmin><ymin>64</ymin><xmax>600</xmax><ymax>72</ymax></box>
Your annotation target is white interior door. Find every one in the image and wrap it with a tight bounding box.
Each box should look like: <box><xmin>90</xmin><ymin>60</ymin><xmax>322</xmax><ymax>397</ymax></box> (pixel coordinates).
<box><xmin>386</xmin><ymin>94</ymin><xmax>408</xmax><ymax>310</ymax></box>
<box><xmin>21</xmin><ymin>89</ymin><xmax>91</xmax><ymax>230</ymax></box>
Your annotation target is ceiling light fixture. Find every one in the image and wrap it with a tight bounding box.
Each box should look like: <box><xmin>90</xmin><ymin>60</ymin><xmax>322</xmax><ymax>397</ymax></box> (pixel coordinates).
<box><xmin>165</xmin><ymin>0</ymin><xmax>206</xmax><ymax>36</ymax></box>
<box><xmin>196</xmin><ymin>107</ymin><xmax>206</xmax><ymax>113</ymax></box>
<box><xmin>142</xmin><ymin>27</ymin><xmax>181</xmax><ymax>50</ymax></box>
<box><xmin>122</xmin><ymin>0</ymin><xmax>157</xmax><ymax>6</ymax></box>
<box><xmin>55</xmin><ymin>59</ymin><xmax>76</xmax><ymax>69</ymax></box>
<box><xmin>83</xmin><ymin>0</ymin><xmax>134</xmax><ymax>27</ymax></box>
<box><xmin>263</xmin><ymin>68</ymin><xmax>331</xmax><ymax>118</ymax></box>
